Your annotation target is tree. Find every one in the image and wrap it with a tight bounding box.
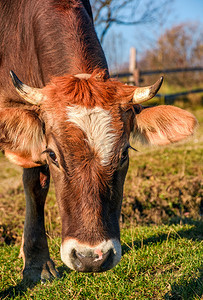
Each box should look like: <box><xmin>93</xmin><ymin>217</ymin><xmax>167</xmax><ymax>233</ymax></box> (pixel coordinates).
<box><xmin>139</xmin><ymin>22</ymin><xmax>203</xmax><ymax>87</ymax></box>
<box><xmin>90</xmin><ymin>0</ymin><xmax>173</xmax><ymax>43</ymax></box>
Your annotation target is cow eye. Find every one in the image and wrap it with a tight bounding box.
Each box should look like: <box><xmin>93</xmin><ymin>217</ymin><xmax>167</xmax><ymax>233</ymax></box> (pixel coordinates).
<box><xmin>42</xmin><ymin>148</ymin><xmax>59</xmax><ymax>167</ymax></box>
<box><xmin>49</xmin><ymin>151</ymin><xmax>57</xmax><ymax>161</ymax></box>
<box><xmin>48</xmin><ymin>151</ymin><xmax>59</xmax><ymax>167</ymax></box>
<box><xmin>120</xmin><ymin>148</ymin><xmax>129</xmax><ymax>165</ymax></box>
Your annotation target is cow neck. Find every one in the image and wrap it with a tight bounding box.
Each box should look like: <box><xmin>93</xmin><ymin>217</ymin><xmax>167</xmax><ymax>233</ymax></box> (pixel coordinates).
<box><xmin>34</xmin><ymin>0</ymin><xmax>108</xmax><ymax>83</ymax></box>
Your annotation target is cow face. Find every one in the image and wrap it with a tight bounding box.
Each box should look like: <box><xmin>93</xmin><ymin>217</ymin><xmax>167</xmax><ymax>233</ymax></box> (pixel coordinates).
<box><xmin>2</xmin><ymin>70</ymin><xmax>197</xmax><ymax>272</ymax></box>
<box><xmin>43</xmin><ymin>105</ymin><xmax>129</xmax><ymax>271</ymax></box>
<box><xmin>40</xmin><ymin>81</ymin><xmax>134</xmax><ymax>272</ymax></box>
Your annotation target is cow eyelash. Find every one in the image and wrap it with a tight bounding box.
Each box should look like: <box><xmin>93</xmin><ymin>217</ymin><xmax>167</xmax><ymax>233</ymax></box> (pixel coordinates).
<box><xmin>120</xmin><ymin>145</ymin><xmax>138</xmax><ymax>165</ymax></box>
<box><xmin>129</xmin><ymin>145</ymin><xmax>138</xmax><ymax>152</ymax></box>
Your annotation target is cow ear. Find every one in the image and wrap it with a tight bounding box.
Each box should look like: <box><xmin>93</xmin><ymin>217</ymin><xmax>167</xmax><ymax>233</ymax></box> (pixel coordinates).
<box><xmin>4</xmin><ymin>150</ymin><xmax>43</xmax><ymax>168</ymax></box>
<box><xmin>0</xmin><ymin>107</ymin><xmax>45</xmax><ymax>167</ymax></box>
<box><xmin>132</xmin><ymin>105</ymin><xmax>197</xmax><ymax>145</ymax></box>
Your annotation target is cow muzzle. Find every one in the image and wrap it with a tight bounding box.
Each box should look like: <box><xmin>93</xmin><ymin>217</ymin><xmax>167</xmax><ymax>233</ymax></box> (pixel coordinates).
<box><xmin>60</xmin><ymin>239</ymin><xmax>121</xmax><ymax>272</ymax></box>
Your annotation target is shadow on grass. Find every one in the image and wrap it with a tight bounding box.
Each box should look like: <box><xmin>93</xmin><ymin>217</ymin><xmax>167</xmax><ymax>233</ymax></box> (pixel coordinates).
<box><xmin>0</xmin><ymin>265</ymin><xmax>71</xmax><ymax>299</ymax></box>
<box><xmin>0</xmin><ymin>278</ymin><xmax>38</xmax><ymax>299</ymax></box>
<box><xmin>164</xmin><ymin>265</ymin><xmax>203</xmax><ymax>300</ymax></box>
<box><xmin>122</xmin><ymin>218</ymin><xmax>203</xmax><ymax>255</ymax></box>
<box><xmin>57</xmin><ymin>264</ymin><xmax>71</xmax><ymax>276</ymax></box>
<box><xmin>122</xmin><ymin>218</ymin><xmax>203</xmax><ymax>300</ymax></box>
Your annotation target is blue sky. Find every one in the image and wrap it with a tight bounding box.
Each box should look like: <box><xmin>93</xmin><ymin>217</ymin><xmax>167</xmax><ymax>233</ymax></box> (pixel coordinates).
<box><xmin>101</xmin><ymin>0</ymin><xmax>203</xmax><ymax>69</ymax></box>
<box><xmin>172</xmin><ymin>0</ymin><xmax>203</xmax><ymax>24</ymax></box>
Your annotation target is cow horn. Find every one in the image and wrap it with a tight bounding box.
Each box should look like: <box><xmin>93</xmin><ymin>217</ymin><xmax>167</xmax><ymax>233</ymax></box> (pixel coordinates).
<box><xmin>10</xmin><ymin>71</ymin><xmax>44</xmax><ymax>105</ymax></box>
<box><xmin>132</xmin><ymin>76</ymin><xmax>163</xmax><ymax>104</ymax></box>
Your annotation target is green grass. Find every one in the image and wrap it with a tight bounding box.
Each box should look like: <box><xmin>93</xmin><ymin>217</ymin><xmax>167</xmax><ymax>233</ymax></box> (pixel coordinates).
<box><xmin>0</xmin><ymin>223</ymin><xmax>202</xmax><ymax>299</ymax></box>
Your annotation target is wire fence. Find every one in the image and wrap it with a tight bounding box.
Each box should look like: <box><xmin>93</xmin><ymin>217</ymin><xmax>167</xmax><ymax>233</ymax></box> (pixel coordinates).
<box><xmin>111</xmin><ymin>47</ymin><xmax>203</xmax><ymax>103</ymax></box>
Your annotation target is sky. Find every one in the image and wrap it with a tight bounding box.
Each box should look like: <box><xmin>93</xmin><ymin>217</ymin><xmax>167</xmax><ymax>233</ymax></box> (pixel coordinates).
<box><xmin>172</xmin><ymin>0</ymin><xmax>203</xmax><ymax>24</ymax></box>
<box><xmin>101</xmin><ymin>0</ymin><xmax>203</xmax><ymax>69</ymax></box>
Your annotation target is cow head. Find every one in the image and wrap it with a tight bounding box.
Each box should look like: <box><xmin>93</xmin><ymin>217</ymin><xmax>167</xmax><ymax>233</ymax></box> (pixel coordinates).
<box><xmin>1</xmin><ymin>70</ymin><xmax>197</xmax><ymax>272</ymax></box>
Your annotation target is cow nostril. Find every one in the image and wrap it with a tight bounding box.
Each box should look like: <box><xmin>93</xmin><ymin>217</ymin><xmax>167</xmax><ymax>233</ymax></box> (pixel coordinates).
<box><xmin>72</xmin><ymin>249</ymin><xmax>83</xmax><ymax>270</ymax></box>
<box><xmin>75</xmin><ymin>251</ymin><xmax>86</xmax><ymax>259</ymax></box>
<box><xmin>101</xmin><ymin>249</ymin><xmax>114</xmax><ymax>271</ymax></box>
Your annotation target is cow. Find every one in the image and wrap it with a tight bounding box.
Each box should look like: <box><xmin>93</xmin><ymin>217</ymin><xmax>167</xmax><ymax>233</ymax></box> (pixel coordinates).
<box><xmin>0</xmin><ymin>0</ymin><xmax>197</xmax><ymax>283</ymax></box>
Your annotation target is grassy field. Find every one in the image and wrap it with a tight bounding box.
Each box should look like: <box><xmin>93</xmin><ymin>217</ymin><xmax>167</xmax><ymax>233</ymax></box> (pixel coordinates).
<box><xmin>0</xmin><ymin>106</ymin><xmax>203</xmax><ymax>299</ymax></box>
<box><xmin>0</xmin><ymin>223</ymin><xmax>203</xmax><ymax>299</ymax></box>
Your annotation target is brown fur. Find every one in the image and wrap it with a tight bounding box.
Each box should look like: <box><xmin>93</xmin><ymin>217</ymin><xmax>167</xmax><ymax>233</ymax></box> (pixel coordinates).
<box><xmin>38</xmin><ymin>72</ymin><xmax>135</xmax><ymax>244</ymax></box>
<box><xmin>0</xmin><ymin>0</ymin><xmax>107</xmax><ymax>103</ymax></box>
<box><xmin>0</xmin><ymin>0</ymin><xmax>198</xmax><ymax>276</ymax></box>
<box><xmin>42</xmin><ymin>69</ymin><xmax>136</xmax><ymax>109</ymax></box>
<box><xmin>40</xmin><ymin>73</ymin><xmax>197</xmax><ymax>244</ymax></box>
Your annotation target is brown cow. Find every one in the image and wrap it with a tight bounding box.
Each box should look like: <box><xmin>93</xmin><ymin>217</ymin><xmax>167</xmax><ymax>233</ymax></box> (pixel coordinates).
<box><xmin>0</xmin><ymin>0</ymin><xmax>197</xmax><ymax>282</ymax></box>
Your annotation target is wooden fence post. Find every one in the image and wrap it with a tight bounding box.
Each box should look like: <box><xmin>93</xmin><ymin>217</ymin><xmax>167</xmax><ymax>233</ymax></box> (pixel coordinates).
<box><xmin>129</xmin><ymin>47</ymin><xmax>140</xmax><ymax>86</ymax></box>
<box><xmin>133</xmin><ymin>68</ymin><xmax>140</xmax><ymax>86</ymax></box>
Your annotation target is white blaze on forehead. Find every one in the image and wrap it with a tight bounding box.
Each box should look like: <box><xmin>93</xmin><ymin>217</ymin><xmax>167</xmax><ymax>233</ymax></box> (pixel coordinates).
<box><xmin>67</xmin><ymin>105</ymin><xmax>117</xmax><ymax>165</ymax></box>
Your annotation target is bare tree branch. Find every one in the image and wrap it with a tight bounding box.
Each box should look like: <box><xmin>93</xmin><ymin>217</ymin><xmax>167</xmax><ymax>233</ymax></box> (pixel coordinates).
<box><xmin>90</xmin><ymin>0</ymin><xmax>173</xmax><ymax>43</ymax></box>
